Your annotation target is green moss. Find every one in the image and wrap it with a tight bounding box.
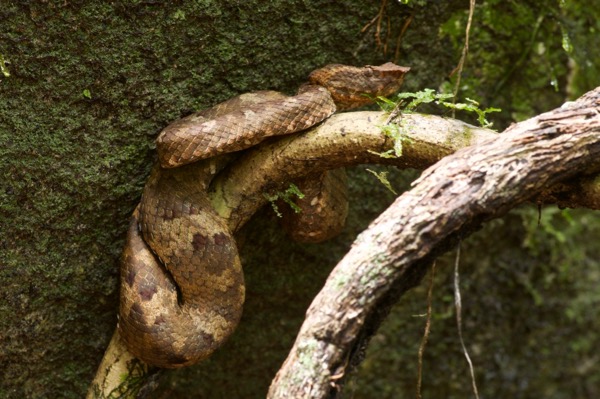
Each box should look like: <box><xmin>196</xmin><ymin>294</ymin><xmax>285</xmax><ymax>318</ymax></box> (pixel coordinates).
<box><xmin>2</xmin><ymin>1</ymin><xmax>447</xmax><ymax>397</ymax></box>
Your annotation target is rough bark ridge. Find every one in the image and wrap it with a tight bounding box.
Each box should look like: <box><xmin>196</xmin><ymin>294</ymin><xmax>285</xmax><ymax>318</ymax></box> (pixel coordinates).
<box><xmin>268</xmin><ymin>87</ymin><xmax>600</xmax><ymax>398</ymax></box>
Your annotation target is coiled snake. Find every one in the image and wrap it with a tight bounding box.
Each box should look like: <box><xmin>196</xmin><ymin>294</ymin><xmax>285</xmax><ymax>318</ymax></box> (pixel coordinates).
<box><xmin>118</xmin><ymin>63</ymin><xmax>410</xmax><ymax>368</ymax></box>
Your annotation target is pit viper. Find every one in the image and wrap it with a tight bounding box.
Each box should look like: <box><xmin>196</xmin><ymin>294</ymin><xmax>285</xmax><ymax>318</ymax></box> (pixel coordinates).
<box><xmin>118</xmin><ymin>63</ymin><xmax>410</xmax><ymax>368</ymax></box>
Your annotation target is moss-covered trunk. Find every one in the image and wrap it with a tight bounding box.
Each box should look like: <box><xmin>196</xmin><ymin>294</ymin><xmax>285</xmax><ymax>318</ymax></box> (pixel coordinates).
<box><xmin>0</xmin><ymin>2</ymin><xmax>464</xmax><ymax>397</ymax></box>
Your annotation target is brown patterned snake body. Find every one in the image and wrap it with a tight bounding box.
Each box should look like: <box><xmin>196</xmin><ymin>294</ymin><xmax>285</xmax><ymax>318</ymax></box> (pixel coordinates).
<box><xmin>118</xmin><ymin>63</ymin><xmax>410</xmax><ymax>368</ymax></box>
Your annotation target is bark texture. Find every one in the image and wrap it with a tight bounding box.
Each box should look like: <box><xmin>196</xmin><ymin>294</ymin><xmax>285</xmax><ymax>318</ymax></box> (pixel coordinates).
<box><xmin>268</xmin><ymin>88</ymin><xmax>600</xmax><ymax>398</ymax></box>
<box><xmin>212</xmin><ymin>111</ymin><xmax>496</xmax><ymax>230</ymax></box>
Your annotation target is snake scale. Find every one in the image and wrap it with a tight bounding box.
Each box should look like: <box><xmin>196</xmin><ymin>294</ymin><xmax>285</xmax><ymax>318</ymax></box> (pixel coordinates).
<box><xmin>118</xmin><ymin>63</ymin><xmax>410</xmax><ymax>368</ymax></box>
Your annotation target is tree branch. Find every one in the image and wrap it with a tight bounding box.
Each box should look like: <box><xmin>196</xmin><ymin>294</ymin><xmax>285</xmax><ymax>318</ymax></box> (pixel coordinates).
<box><xmin>90</xmin><ymin>88</ymin><xmax>600</xmax><ymax>398</ymax></box>
<box><xmin>210</xmin><ymin>111</ymin><xmax>496</xmax><ymax>232</ymax></box>
<box><xmin>267</xmin><ymin>87</ymin><xmax>600</xmax><ymax>398</ymax></box>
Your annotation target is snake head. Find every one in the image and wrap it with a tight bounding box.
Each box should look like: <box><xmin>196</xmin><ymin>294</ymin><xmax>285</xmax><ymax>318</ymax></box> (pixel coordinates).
<box><xmin>308</xmin><ymin>62</ymin><xmax>410</xmax><ymax>111</ymax></box>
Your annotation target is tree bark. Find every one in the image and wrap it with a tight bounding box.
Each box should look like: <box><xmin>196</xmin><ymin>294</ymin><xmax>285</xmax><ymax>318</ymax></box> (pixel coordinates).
<box><xmin>211</xmin><ymin>111</ymin><xmax>497</xmax><ymax>230</ymax></box>
<box><xmin>90</xmin><ymin>87</ymin><xmax>600</xmax><ymax>397</ymax></box>
<box><xmin>267</xmin><ymin>87</ymin><xmax>600</xmax><ymax>398</ymax></box>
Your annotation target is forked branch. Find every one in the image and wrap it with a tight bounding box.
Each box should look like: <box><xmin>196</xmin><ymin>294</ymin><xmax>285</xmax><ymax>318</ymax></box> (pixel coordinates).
<box><xmin>89</xmin><ymin>88</ymin><xmax>600</xmax><ymax>398</ymax></box>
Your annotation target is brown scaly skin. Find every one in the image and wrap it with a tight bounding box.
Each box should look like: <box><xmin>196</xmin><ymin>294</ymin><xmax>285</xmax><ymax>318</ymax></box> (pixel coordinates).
<box><xmin>279</xmin><ymin>168</ymin><xmax>349</xmax><ymax>244</ymax></box>
<box><xmin>118</xmin><ymin>63</ymin><xmax>410</xmax><ymax>368</ymax></box>
<box><xmin>308</xmin><ymin>62</ymin><xmax>410</xmax><ymax>110</ymax></box>
<box><xmin>156</xmin><ymin>85</ymin><xmax>337</xmax><ymax>169</ymax></box>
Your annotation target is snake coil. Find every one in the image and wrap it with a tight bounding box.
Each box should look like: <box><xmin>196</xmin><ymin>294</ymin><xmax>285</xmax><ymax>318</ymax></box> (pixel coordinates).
<box><xmin>118</xmin><ymin>63</ymin><xmax>410</xmax><ymax>368</ymax></box>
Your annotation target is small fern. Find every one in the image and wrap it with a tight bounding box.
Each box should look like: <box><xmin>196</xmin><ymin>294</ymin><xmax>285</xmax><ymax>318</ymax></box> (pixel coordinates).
<box><xmin>368</xmin><ymin>122</ymin><xmax>412</xmax><ymax>159</ymax></box>
<box><xmin>380</xmin><ymin>88</ymin><xmax>501</xmax><ymax>128</ymax></box>
<box><xmin>366</xmin><ymin>169</ymin><xmax>398</xmax><ymax>195</ymax></box>
<box><xmin>263</xmin><ymin>183</ymin><xmax>305</xmax><ymax>217</ymax></box>
<box><xmin>437</xmin><ymin>97</ymin><xmax>501</xmax><ymax>128</ymax></box>
<box><xmin>367</xmin><ymin>89</ymin><xmax>500</xmax><ymax>191</ymax></box>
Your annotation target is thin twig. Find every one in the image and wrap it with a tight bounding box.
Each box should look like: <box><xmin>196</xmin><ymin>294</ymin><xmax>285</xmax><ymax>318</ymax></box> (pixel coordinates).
<box><xmin>360</xmin><ymin>0</ymin><xmax>388</xmax><ymax>50</ymax></box>
<box><xmin>383</xmin><ymin>102</ymin><xmax>403</xmax><ymax>125</ymax></box>
<box><xmin>453</xmin><ymin>243</ymin><xmax>480</xmax><ymax>399</ymax></box>
<box><xmin>394</xmin><ymin>12</ymin><xmax>414</xmax><ymax>64</ymax></box>
<box><xmin>375</xmin><ymin>0</ymin><xmax>387</xmax><ymax>49</ymax></box>
<box><xmin>416</xmin><ymin>261</ymin><xmax>436</xmax><ymax>399</ymax></box>
<box><xmin>492</xmin><ymin>15</ymin><xmax>544</xmax><ymax>98</ymax></box>
<box><xmin>451</xmin><ymin>0</ymin><xmax>476</xmax><ymax>117</ymax></box>
<box><xmin>360</xmin><ymin>12</ymin><xmax>380</xmax><ymax>33</ymax></box>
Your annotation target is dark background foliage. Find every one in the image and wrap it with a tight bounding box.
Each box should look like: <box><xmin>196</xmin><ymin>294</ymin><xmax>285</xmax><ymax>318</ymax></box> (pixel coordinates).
<box><xmin>0</xmin><ymin>1</ymin><xmax>598</xmax><ymax>398</ymax></box>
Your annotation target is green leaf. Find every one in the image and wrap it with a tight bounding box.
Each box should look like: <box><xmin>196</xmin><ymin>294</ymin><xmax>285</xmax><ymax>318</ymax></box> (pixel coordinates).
<box><xmin>376</xmin><ymin>89</ymin><xmax>501</xmax><ymax>128</ymax></box>
<box><xmin>366</xmin><ymin>169</ymin><xmax>398</xmax><ymax>195</ymax></box>
<box><xmin>263</xmin><ymin>183</ymin><xmax>305</xmax><ymax>217</ymax></box>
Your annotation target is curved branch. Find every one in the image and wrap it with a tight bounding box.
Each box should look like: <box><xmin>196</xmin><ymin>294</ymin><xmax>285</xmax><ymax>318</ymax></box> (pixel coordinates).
<box><xmin>90</xmin><ymin>89</ymin><xmax>600</xmax><ymax>397</ymax></box>
<box><xmin>91</xmin><ymin>112</ymin><xmax>496</xmax><ymax>397</ymax></box>
<box><xmin>87</xmin><ymin>330</ymin><xmax>159</xmax><ymax>399</ymax></box>
<box><xmin>267</xmin><ymin>87</ymin><xmax>600</xmax><ymax>398</ymax></box>
<box><xmin>210</xmin><ymin>111</ymin><xmax>496</xmax><ymax>232</ymax></box>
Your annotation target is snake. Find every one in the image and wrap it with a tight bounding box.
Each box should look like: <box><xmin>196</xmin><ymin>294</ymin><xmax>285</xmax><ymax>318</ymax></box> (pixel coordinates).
<box><xmin>118</xmin><ymin>63</ymin><xmax>410</xmax><ymax>368</ymax></box>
